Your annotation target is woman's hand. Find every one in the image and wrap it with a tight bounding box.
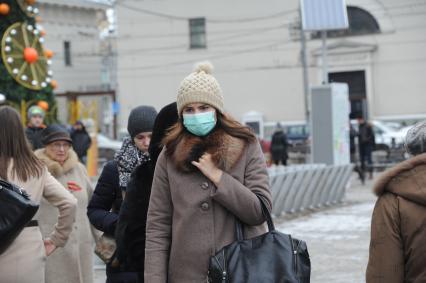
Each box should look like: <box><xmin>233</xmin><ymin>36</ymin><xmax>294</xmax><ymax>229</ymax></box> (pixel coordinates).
<box><xmin>192</xmin><ymin>153</ymin><xmax>223</xmax><ymax>186</ymax></box>
<box><xmin>44</xmin><ymin>238</ymin><xmax>57</xmax><ymax>256</ymax></box>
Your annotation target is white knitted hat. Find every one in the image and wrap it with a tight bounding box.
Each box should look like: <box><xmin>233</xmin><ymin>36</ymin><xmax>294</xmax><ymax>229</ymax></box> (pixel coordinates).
<box><xmin>177</xmin><ymin>61</ymin><xmax>224</xmax><ymax>115</ymax></box>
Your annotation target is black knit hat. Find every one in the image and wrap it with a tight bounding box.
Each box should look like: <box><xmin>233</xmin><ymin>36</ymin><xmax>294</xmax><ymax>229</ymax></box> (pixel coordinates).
<box><xmin>127</xmin><ymin>105</ymin><xmax>158</xmax><ymax>138</ymax></box>
<box><xmin>41</xmin><ymin>124</ymin><xmax>72</xmax><ymax>145</ymax></box>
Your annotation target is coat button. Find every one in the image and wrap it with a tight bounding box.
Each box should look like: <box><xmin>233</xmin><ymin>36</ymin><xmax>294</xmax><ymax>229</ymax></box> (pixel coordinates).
<box><xmin>201</xmin><ymin>202</ymin><xmax>210</xmax><ymax>211</ymax></box>
<box><xmin>200</xmin><ymin>182</ymin><xmax>209</xmax><ymax>190</ymax></box>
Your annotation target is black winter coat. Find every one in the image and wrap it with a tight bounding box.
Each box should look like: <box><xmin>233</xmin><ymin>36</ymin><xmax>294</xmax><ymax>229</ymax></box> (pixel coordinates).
<box><xmin>71</xmin><ymin>129</ymin><xmax>92</xmax><ymax>160</ymax></box>
<box><xmin>25</xmin><ymin>126</ymin><xmax>44</xmax><ymax>150</ymax></box>
<box><xmin>87</xmin><ymin>160</ymin><xmax>138</xmax><ymax>281</ymax></box>
<box><xmin>115</xmin><ymin>161</ymin><xmax>154</xmax><ymax>282</ymax></box>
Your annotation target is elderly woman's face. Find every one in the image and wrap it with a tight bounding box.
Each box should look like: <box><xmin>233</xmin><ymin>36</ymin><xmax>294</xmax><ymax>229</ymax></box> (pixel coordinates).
<box><xmin>45</xmin><ymin>141</ymin><xmax>71</xmax><ymax>164</ymax></box>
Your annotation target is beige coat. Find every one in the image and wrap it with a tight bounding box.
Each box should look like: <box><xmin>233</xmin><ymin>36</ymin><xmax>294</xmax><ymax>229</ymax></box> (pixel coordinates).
<box><xmin>0</xmin><ymin>160</ymin><xmax>77</xmax><ymax>283</ymax></box>
<box><xmin>35</xmin><ymin>148</ymin><xmax>99</xmax><ymax>283</ymax></box>
<box><xmin>145</xmin><ymin>129</ymin><xmax>272</xmax><ymax>282</ymax></box>
<box><xmin>366</xmin><ymin>153</ymin><xmax>426</xmax><ymax>283</ymax></box>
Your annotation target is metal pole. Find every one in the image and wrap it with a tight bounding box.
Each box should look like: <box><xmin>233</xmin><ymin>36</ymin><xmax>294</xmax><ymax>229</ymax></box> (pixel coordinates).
<box><xmin>299</xmin><ymin>14</ymin><xmax>310</xmax><ymax>125</ymax></box>
<box><xmin>321</xmin><ymin>30</ymin><xmax>328</xmax><ymax>84</ymax></box>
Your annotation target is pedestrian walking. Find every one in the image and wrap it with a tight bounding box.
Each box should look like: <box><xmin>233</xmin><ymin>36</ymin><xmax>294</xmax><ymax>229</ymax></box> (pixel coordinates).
<box><xmin>144</xmin><ymin>62</ymin><xmax>272</xmax><ymax>282</ymax></box>
<box><xmin>350</xmin><ymin>123</ymin><xmax>365</xmax><ymax>184</ymax></box>
<box><xmin>115</xmin><ymin>102</ymin><xmax>178</xmax><ymax>283</ymax></box>
<box><xmin>358</xmin><ymin>117</ymin><xmax>375</xmax><ymax>179</ymax></box>
<box><xmin>270</xmin><ymin>123</ymin><xmax>289</xmax><ymax>166</ymax></box>
<box><xmin>87</xmin><ymin>105</ymin><xmax>157</xmax><ymax>283</ymax></box>
<box><xmin>35</xmin><ymin>124</ymin><xmax>99</xmax><ymax>283</ymax></box>
<box><xmin>25</xmin><ymin>105</ymin><xmax>46</xmax><ymax>150</ymax></box>
<box><xmin>0</xmin><ymin>106</ymin><xmax>77</xmax><ymax>283</ymax></box>
<box><xmin>366</xmin><ymin>120</ymin><xmax>426</xmax><ymax>283</ymax></box>
<box><xmin>71</xmin><ymin>120</ymin><xmax>92</xmax><ymax>164</ymax></box>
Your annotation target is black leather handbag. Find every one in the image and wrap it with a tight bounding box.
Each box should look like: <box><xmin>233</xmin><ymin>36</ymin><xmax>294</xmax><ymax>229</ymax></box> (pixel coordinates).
<box><xmin>0</xmin><ymin>179</ymin><xmax>39</xmax><ymax>255</ymax></box>
<box><xmin>208</xmin><ymin>196</ymin><xmax>310</xmax><ymax>283</ymax></box>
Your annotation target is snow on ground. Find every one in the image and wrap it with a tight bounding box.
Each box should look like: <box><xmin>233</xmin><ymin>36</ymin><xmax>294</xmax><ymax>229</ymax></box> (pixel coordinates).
<box><xmin>276</xmin><ymin>196</ymin><xmax>376</xmax><ymax>283</ymax></box>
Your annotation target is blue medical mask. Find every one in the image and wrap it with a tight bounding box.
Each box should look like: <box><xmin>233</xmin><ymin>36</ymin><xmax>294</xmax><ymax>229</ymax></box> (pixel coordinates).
<box><xmin>183</xmin><ymin>111</ymin><xmax>216</xmax><ymax>136</ymax></box>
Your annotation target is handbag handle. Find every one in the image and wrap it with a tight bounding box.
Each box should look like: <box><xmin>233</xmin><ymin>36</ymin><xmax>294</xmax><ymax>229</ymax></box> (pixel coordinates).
<box><xmin>235</xmin><ymin>194</ymin><xmax>275</xmax><ymax>241</ymax></box>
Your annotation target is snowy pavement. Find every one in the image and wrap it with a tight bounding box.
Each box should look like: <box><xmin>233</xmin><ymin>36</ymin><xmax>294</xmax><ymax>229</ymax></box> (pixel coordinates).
<box><xmin>276</xmin><ymin>175</ymin><xmax>377</xmax><ymax>283</ymax></box>
<box><xmin>95</xmin><ymin>174</ymin><xmax>377</xmax><ymax>283</ymax></box>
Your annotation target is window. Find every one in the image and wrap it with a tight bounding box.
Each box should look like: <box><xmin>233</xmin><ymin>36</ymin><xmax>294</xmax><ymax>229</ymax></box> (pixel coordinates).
<box><xmin>189</xmin><ymin>18</ymin><xmax>206</xmax><ymax>49</ymax></box>
<box><xmin>64</xmin><ymin>41</ymin><xmax>72</xmax><ymax>66</ymax></box>
<box><xmin>311</xmin><ymin>6</ymin><xmax>380</xmax><ymax>38</ymax></box>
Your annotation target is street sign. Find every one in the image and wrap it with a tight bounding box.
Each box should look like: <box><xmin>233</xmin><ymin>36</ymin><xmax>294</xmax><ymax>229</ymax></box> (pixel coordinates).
<box><xmin>301</xmin><ymin>0</ymin><xmax>349</xmax><ymax>31</ymax></box>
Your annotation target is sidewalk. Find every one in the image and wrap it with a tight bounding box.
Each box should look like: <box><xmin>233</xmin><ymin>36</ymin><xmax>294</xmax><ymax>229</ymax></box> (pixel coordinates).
<box><xmin>94</xmin><ymin>173</ymin><xmax>377</xmax><ymax>282</ymax></box>
<box><xmin>276</xmin><ymin>174</ymin><xmax>377</xmax><ymax>283</ymax></box>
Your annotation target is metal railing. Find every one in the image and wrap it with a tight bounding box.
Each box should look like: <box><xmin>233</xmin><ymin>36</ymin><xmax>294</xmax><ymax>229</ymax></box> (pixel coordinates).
<box><xmin>268</xmin><ymin>164</ymin><xmax>354</xmax><ymax>216</ymax></box>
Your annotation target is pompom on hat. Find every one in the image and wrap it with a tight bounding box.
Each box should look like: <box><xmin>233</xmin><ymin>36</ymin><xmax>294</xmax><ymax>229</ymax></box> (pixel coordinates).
<box><xmin>177</xmin><ymin>61</ymin><xmax>224</xmax><ymax>115</ymax></box>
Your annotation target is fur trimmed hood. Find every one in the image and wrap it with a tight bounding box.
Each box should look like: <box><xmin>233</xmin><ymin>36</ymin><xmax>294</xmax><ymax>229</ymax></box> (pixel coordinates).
<box><xmin>34</xmin><ymin>148</ymin><xmax>80</xmax><ymax>177</ymax></box>
<box><xmin>373</xmin><ymin>153</ymin><xmax>426</xmax><ymax>206</ymax></box>
<box><xmin>168</xmin><ymin>128</ymin><xmax>247</xmax><ymax>173</ymax></box>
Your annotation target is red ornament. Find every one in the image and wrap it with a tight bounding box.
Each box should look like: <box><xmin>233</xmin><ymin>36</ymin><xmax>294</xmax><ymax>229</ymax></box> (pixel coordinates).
<box><xmin>23</xmin><ymin>47</ymin><xmax>39</xmax><ymax>64</ymax></box>
<box><xmin>0</xmin><ymin>3</ymin><xmax>10</xmax><ymax>15</ymax></box>
<box><xmin>26</xmin><ymin>0</ymin><xmax>36</xmax><ymax>4</ymax></box>
<box><xmin>37</xmin><ymin>100</ymin><xmax>49</xmax><ymax>111</ymax></box>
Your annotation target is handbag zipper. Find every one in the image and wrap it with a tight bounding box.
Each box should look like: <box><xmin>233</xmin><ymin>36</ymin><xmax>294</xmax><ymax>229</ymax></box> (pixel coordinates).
<box><xmin>293</xmin><ymin>239</ymin><xmax>301</xmax><ymax>274</ymax></box>
<box><xmin>212</xmin><ymin>250</ymin><xmax>227</xmax><ymax>282</ymax></box>
<box><xmin>222</xmin><ymin>249</ymin><xmax>227</xmax><ymax>283</ymax></box>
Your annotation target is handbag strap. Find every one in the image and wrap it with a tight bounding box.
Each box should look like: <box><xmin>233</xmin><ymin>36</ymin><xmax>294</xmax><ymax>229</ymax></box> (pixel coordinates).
<box><xmin>235</xmin><ymin>194</ymin><xmax>275</xmax><ymax>241</ymax></box>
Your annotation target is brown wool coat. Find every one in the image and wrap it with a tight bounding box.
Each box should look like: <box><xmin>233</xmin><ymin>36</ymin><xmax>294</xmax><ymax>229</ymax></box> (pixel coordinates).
<box><xmin>35</xmin><ymin>149</ymin><xmax>100</xmax><ymax>283</ymax></box>
<box><xmin>366</xmin><ymin>153</ymin><xmax>426</xmax><ymax>283</ymax></box>
<box><xmin>144</xmin><ymin>129</ymin><xmax>272</xmax><ymax>283</ymax></box>
<box><xmin>0</xmin><ymin>160</ymin><xmax>77</xmax><ymax>283</ymax></box>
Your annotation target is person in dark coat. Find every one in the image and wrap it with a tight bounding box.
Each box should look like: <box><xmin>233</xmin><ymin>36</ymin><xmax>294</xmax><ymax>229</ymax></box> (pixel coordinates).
<box><xmin>70</xmin><ymin>120</ymin><xmax>92</xmax><ymax>164</ymax></box>
<box><xmin>87</xmin><ymin>105</ymin><xmax>157</xmax><ymax>283</ymax></box>
<box><xmin>350</xmin><ymin>123</ymin><xmax>365</xmax><ymax>184</ymax></box>
<box><xmin>25</xmin><ymin>105</ymin><xmax>46</xmax><ymax>150</ymax></box>
<box><xmin>358</xmin><ymin>117</ymin><xmax>376</xmax><ymax>179</ymax></box>
<box><xmin>115</xmin><ymin>102</ymin><xmax>178</xmax><ymax>282</ymax></box>
<box><xmin>270</xmin><ymin>123</ymin><xmax>289</xmax><ymax>166</ymax></box>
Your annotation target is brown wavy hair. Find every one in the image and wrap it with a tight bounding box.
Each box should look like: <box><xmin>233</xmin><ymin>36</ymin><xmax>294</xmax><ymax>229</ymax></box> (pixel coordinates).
<box><xmin>0</xmin><ymin>106</ymin><xmax>43</xmax><ymax>182</ymax></box>
<box><xmin>163</xmin><ymin>111</ymin><xmax>256</xmax><ymax>155</ymax></box>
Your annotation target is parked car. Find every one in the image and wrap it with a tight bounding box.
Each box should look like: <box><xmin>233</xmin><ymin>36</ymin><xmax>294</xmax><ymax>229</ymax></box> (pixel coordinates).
<box><xmin>96</xmin><ymin>133</ymin><xmax>122</xmax><ymax>161</ymax></box>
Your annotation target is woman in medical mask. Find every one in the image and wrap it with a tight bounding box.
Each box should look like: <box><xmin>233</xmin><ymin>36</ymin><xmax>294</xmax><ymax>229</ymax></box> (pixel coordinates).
<box><xmin>144</xmin><ymin>62</ymin><xmax>272</xmax><ymax>282</ymax></box>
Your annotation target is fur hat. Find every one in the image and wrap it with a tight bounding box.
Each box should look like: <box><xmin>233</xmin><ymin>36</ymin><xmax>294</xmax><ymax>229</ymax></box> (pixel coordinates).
<box><xmin>177</xmin><ymin>61</ymin><xmax>224</xmax><ymax>115</ymax></box>
<box><xmin>127</xmin><ymin>105</ymin><xmax>157</xmax><ymax>138</ymax></box>
<box><xmin>148</xmin><ymin>102</ymin><xmax>178</xmax><ymax>162</ymax></box>
<box><xmin>42</xmin><ymin>124</ymin><xmax>72</xmax><ymax>145</ymax></box>
<box><xmin>27</xmin><ymin>105</ymin><xmax>45</xmax><ymax>119</ymax></box>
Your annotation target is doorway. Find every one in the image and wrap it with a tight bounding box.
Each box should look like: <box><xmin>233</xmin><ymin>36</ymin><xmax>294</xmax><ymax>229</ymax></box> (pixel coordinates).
<box><xmin>328</xmin><ymin>71</ymin><xmax>367</xmax><ymax>119</ymax></box>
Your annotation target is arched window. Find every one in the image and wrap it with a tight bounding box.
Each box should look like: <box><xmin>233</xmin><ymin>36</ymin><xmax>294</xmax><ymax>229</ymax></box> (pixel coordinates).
<box><xmin>311</xmin><ymin>6</ymin><xmax>380</xmax><ymax>38</ymax></box>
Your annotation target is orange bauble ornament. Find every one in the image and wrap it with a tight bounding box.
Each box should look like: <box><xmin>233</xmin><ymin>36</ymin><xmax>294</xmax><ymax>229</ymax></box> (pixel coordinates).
<box><xmin>50</xmin><ymin>80</ymin><xmax>58</xmax><ymax>89</ymax></box>
<box><xmin>37</xmin><ymin>101</ymin><xmax>49</xmax><ymax>111</ymax></box>
<box><xmin>24</xmin><ymin>47</ymin><xmax>39</xmax><ymax>64</ymax></box>
<box><xmin>40</xmin><ymin>29</ymin><xmax>46</xmax><ymax>36</ymax></box>
<box><xmin>0</xmin><ymin>3</ymin><xmax>10</xmax><ymax>15</ymax></box>
<box><xmin>44</xmin><ymin>49</ymin><xmax>53</xmax><ymax>59</ymax></box>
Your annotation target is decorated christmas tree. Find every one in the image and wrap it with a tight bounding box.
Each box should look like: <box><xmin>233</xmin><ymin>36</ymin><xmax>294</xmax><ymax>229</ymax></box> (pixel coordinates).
<box><xmin>0</xmin><ymin>0</ymin><xmax>57</xmax><ymax>123</ymax></box>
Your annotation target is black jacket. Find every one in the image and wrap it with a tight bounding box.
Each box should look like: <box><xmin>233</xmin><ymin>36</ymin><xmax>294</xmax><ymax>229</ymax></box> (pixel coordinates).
<box><xmin>115</xmin><ymin>161</ymin><xmax>154</xmax><ymax>280</ymax></box>
<box><xmin>71</xmin><ymin>129</ymin><xmax>91</xmax><ymax>160</ymax></box>
<box><xmin>114</xmin><ymin>102</ymin><xmax>178</xmax><ymax>283</ymax></box>
<box><xmin>87</xmin><ymin>160</ymin><xmax>122</xmax><ymax>236</ymax></box>
<box><xmin>270</xmin><ymin>130</ymin><xmax>289</xmax><ymax>160</ymax></box>
<box><xmin>25</xmin><ymin>126</ymin><xmax>45</xmax><ymax>150</ymax></box>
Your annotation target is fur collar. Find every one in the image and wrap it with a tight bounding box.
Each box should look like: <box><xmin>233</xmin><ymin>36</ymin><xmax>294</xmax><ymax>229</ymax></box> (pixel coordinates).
<box><xmin>34</xmin><ymin>148</ymin><xmax>79</xmax><ymax>177</ymax></box>
<box><xmin>169</xmin><ymin>128</ymin><xmax>247</xmax><ymax>172</ymax></box>
<box><xmin>373</xmin><ymin>153</ymin><xmax>426</xmax><ymax>196</ymax></box>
